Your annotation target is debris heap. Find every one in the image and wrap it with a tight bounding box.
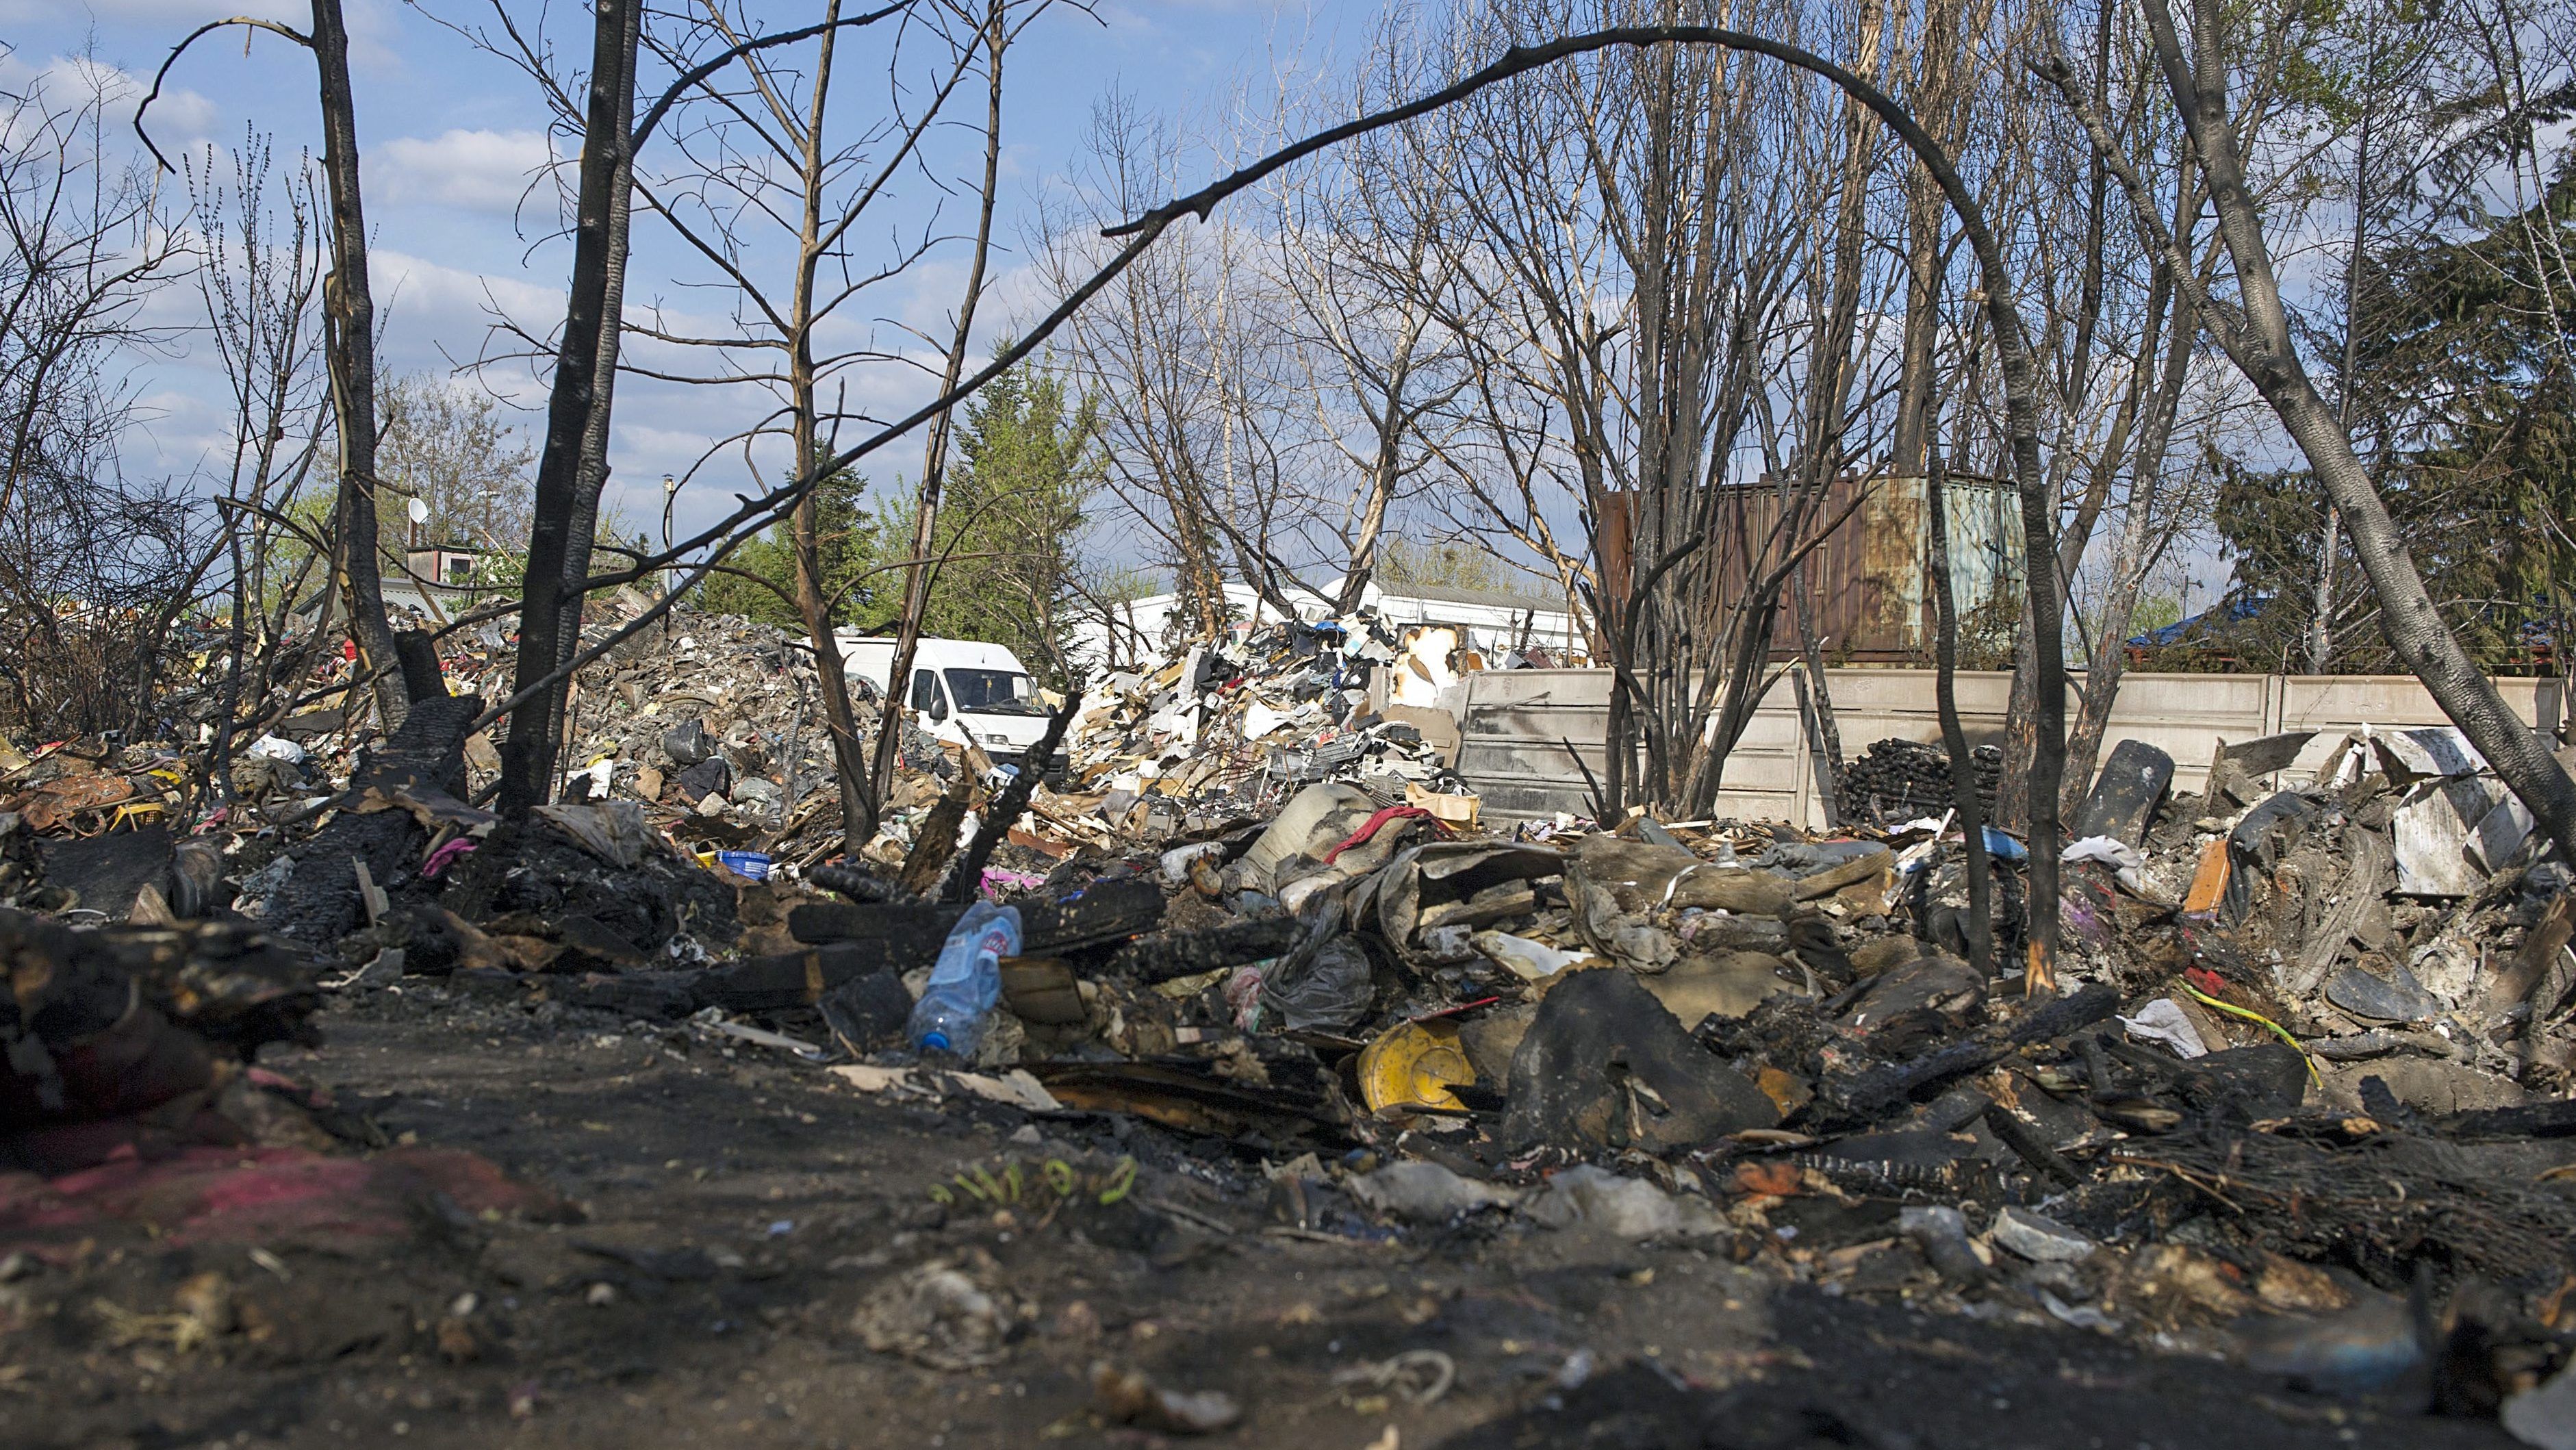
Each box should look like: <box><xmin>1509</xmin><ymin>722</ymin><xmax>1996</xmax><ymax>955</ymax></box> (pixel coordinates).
<box><xmin>1041</xmin><ymin>615</ymin><xmax>1476</xmax><ymax>843</ymax></box>
<box><xmin>5</xmin><ymin>606</ymin><xmax>2573</xmax><ymax>1441</ymax></box>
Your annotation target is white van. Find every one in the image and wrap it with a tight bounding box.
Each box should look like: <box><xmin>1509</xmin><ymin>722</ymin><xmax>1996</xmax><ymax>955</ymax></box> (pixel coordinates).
<box><xmin>834</xmin><ymin>631</ymin><xmax>1058</xmax><ymax>769</ymax></box>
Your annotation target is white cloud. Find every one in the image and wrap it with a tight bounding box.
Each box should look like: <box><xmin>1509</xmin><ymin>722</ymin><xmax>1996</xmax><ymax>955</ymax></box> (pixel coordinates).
<box><xmin>0</xmin><ymin>51</ymin><xmax>219</xmax><ymax>148</ymax></box>
<box><xmin>373</xmin><ymin>246</ymin><xmax>559</xmax><ymax>326</ymax></box>
<box><xmin>371</xmin><ymin>128</ymin><xmax>553</xmax><ymax>216</ymax></box>
<box><xmin>343</xmin><ymin>0</ymin><xmax>409</xmax><ymax>77</ymax></box>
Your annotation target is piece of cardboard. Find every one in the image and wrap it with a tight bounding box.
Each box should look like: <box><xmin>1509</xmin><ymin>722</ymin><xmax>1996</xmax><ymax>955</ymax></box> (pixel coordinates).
<box><xmin>1381</xmin><ymin>704</ymin><xmax>1462</xmax><ymax>766</ymax></box>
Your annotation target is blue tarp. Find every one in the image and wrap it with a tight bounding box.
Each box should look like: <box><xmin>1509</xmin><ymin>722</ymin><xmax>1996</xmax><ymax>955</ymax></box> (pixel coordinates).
<box><xmin>2127</xmin><ymin>595</ymin><xmax>2267</xmax><ymax>648</ymax></box>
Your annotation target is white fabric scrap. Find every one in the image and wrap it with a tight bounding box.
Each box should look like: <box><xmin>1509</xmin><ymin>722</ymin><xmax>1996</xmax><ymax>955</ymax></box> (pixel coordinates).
<box><xmin>2062</xmin><ymin>834</ymin><xmax>2148</xmax><ymax>893</ymax></box>
<box><xmin>2118</xmin><ymin>997</ymin><xmax>2207</xmax><ymax>1058</ymax></box>
<box><xmin>248</xmin><ymin>734</ymin><xmax>306</xmax><ymax>763</ymax></box>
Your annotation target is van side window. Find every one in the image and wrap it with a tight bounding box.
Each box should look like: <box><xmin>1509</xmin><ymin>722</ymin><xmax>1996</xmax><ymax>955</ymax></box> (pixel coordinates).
<box><xmin>911</xmin><ymin>670</ymin><xmax>947</xmax><ymax>722</ymax></box>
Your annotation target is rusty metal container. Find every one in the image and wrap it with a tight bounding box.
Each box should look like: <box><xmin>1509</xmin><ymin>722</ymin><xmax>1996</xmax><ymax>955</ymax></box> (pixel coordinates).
<box><xmin>1599</xmin><ymin>474</ymin><xmax>2024</xmax><ymax>664</ymax></box>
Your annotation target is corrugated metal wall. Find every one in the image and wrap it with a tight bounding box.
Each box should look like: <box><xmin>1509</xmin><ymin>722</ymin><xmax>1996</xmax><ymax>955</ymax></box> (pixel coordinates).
<box><xmin>1456</xmin><ymin>667</ymin><xmax>2566</xmax><ymax>826</ymax></box>
<box><xmin>1598</xmin><ymin>475</ymin><xmax>2026</xmax><ymax>665</ymax></box>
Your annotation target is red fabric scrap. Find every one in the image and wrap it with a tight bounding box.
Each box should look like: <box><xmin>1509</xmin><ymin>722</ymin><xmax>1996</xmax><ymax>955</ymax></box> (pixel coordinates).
<box><xmin>1321</xmin><ymin>805</ymin><xmax>1446</xmax><ymax>864</ymax></box>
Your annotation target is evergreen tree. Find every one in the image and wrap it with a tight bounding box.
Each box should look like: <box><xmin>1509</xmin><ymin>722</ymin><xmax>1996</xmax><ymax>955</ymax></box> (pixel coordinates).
<box><xmin>2214</xmin><ymin>187</ymin><xmax>2576</xmax><ymax>673</ymax></box>
<box><xmin>848</xmin><ymin>361</ymin><xmax>1103</xmax><ymax>683</ymax></box>
<box><xmin>694</xmin><ymin>463</ymin><xmax>887</xmax><ymax>629</ymax></box>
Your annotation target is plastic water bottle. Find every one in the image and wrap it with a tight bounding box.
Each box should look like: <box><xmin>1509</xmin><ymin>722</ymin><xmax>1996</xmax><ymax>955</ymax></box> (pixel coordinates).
<box><xmin>908</xmin><ymin>901</ymin><xmax>1021</xmax><ymax>1055</ymax></box>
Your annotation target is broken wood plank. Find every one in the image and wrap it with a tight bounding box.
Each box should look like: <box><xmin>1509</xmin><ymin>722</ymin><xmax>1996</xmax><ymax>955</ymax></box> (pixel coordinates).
<box><xmin>2286</xmin><ymin>826</ymin><xmax>2394</xmax><ymax>997</ymax></box>
<box><xmin>2181</xmin><ymin>838</ymin><xmax>2231</xmax><ymax>915</ymax></box>
<box><xmin>999</xmin><ymin>957</ymin><xmax>1086</xmax><ymax>1024</ymax></box>
<box><xmin>685</xmin><ymin>942</ymin><xmax>907</xmax><ymax>1012</ymax></box>
<box><xmin>1104</xmin><ymin>916</ymin><xmax>1301</xmax><ymax>984</ymax></box>
<box><xmin>2480</xmin><ymin>889</ymin><xmax>2574</xmax><ymax>1017</ymax></box>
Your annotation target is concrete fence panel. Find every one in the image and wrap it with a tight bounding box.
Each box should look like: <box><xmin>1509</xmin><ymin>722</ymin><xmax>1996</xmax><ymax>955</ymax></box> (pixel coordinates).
<box><xmin>1459</xmin><ymin>665</ymin><xmax>2568</xmax><ymax>829</ymax></box>
<box><xmin>2097</xmin><ymin>673</ymin><xmax>2275</xmax><ymax>794</ymax></box>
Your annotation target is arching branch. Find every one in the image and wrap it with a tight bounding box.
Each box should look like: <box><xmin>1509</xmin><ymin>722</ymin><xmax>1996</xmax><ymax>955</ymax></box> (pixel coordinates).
<box><xmin>136</xmin><ymin>18</ymin><xmax>315</xmax><ymax>172</ymax></box>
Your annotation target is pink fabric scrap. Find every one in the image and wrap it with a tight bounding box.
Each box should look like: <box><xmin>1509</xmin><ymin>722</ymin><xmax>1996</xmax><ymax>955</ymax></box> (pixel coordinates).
<box><xmin>420</xmin><ymin>836</ymin><xmax>479</xmax><ymax>878</ymax></box>
<box><xmin>0</xmin><ymin>1144</ymin><xmax>563</xmax><ymax>1252</ymax></box>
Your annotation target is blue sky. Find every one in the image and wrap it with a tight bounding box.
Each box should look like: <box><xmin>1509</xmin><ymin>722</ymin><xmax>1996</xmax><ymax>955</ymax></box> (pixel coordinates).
<box><xmin>4</xmin><ymin>0</ymin><xmax>1357</xmax><ymax>548</ymax></box>
<box><xmin>8</xmin><ymin>0</ymin><xmax>2252</xmax><ymax>619</ymax></box>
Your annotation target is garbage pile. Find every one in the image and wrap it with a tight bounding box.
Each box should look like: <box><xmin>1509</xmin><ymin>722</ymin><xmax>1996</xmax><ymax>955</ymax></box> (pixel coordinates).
<box><xmin>6</xmin><ymin>602</ymin><xmax>2575</xmax><ymax>1438</ymax></box>
<box><xmin>1049</xmin><ymin>617</ymin><xmax>1476</xmax><ymax>841</ymax></box>
<box><xmin>0</xmin><ymin>598</ymin><xmax>1036</xmax><ymax>1168</ymax></box>
<box><xmin>511</xmin><ymin>714</ymin><xmax>2566</xmax><ymax>1430</ymax></box>
<box><xmin>0</xmin><ymin>824</ymin><xmax>333</xmax><ymax>1172</ymax></box>
<box><xmin>436</xmin><ymin>593</ymin><xmax>932</xmax><ymax>870</ymax></box>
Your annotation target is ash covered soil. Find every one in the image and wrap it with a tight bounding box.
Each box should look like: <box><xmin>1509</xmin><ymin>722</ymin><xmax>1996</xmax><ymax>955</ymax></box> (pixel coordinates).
<box><xmin>0</xmin><ymin>984</ymin><xmax>2519</xmax><ymax>1450</ymax></box>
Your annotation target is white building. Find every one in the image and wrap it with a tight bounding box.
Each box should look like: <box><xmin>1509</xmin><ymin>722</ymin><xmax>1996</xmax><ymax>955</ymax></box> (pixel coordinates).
<box><xmin>1067</xmin><ymin>574</ymin><xmax>1586</xmax><ymax>671</ymax></box>
<box><xmin>380</xmin><ymin>546</ymin><xmax>487</xmax><ymax>624</ymax></box>
<box><xmin>292</xmin><ymin>546</ymin><xmax>493</xmax><ymax>633</ymax></box>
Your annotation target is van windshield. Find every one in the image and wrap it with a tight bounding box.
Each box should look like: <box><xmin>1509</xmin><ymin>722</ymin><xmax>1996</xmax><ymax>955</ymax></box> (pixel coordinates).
<box><xmin>945</xmin><ymin>668</ymin><xmax>1044</xmax><ymax>714</ymax></box>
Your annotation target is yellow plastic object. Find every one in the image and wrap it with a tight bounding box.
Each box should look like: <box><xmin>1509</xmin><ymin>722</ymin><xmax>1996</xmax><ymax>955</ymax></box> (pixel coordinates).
<box><xmin>2180</xmin><ymin>982</ymin><xmax>2322</xmax><ymax>1086</ymax></box>
<box><xmin>108</xmin><ymin>800</ymin><xmax>168</xmax><ymax>832</ymax></box>
<box><xmin>1356</xmin><ymin>1019</ymin><xmax>1475</xmax><ymax>1113</ymax></box>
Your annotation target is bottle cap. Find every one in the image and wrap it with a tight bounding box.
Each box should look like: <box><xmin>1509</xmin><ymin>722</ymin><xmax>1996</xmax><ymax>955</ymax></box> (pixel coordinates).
<box><xmin>920</xmin><ymin>1031</ymin><xmax>951</xmax><ymax>1052</ymax></box>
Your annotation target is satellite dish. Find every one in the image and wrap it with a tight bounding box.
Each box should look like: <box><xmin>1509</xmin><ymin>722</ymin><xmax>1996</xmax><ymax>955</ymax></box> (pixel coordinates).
<box><xmin>407</xmin><ymin>497</ymin><xmax>430</xmax><ymax>525</ymax></box>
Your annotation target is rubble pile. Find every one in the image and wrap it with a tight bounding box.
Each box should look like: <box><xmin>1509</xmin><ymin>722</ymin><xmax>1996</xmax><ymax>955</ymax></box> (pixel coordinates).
<box><xmin>439</xmin><ymin>594</ymin><xmax>924</xmax><ymax>868</ymax></box>
<box><xmin>568</xmin><ymin>713</ymin><xmax>2564</xmax><ymax>1432</ymax></box>
<box><xmin>0</xmin><ymin>904</ymin><xmax>333</xmax><ymax>1171</ymax></box>
<box><xmin>3</xmin><ymin>606</ymin><xmax>2573</xmax><ymax>1444</ymax></box>
<box><xmin>1049</xmin><ymin>617</ymin><xmax>1475</xmax><ymax>841</ymax></box>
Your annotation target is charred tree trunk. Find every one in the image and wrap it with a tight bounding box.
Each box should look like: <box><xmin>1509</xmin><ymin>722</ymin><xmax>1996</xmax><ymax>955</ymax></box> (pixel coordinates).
<box><xmin>496</xmin><ymin>0</ymin><xmax>643</xmax><ymax>818</ymax></box>
<box><xmin>539</xmin><ymin>17</ymin><xmax>643</xmax><ymax>809</ymax></box>
<box><xmin>311</xmin><ymin>0</ymin><xmax>401</xmax><ymax>732</ymax></box>
<box><xmin>1926</xmin><ymin>431</ymin><xmax>1992</xmax><ymax>974</ymax></box>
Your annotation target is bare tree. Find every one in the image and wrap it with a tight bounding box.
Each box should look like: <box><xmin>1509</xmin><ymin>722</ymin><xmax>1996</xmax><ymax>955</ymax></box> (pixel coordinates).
<box><xmin>2041</xmin><ymin>0</ymin><xmax>2576</xmax><ymax>862</ymax></box>
<box><xmin>866</xmin><ymin>0</ymin><xmax>1023</xmax><ymax>816</ymax></box>
<box><xmin>0</xmin><ymin>67</ymin><xmax>196</xmax><ymax>739</ymax></box>
<box><xmin>143</xmin><ymin>0</ymin><xmax>407</xmax><ymax>730</ymax></box>
<box><xmin>377</xmin><ymin>374</ymin><xmax>537</xmax><ymax>554</ymax></box>
<box><xmin>1267</xmin><ymin>15</ymin><xmax>1474</xmax><ymax>614</ymax></box>
<box><xmin>1403</xmin><ymin>0</ymin><xmax>1856</xmax><ymax>817</ymax></box>
<box><xmin>1049</xmin><ymin>95</ymin><xmax>1314</xmax><ymax>638</ymax></box>
<box><xmin>617</xmin><ymin>0</ymin><xmax>1022</xmax><ymax>845</ymax></box>
<box><xmin>460</xmin><ymin>24</ymin><xmax>2073</xmax><ymax>989</ymax></box>
<box><xmin>1749</xmin><ymin>0</ymin><xmax>1902</xmax><ymax>817</ymax></box>
<box><xmin>2017</xmin><ymin>0</ymin><xmax>2247</xmax><ymax>814</ymax></box>
<box><xmin>184</xmin><ymin>132</ymin><xmax>331</xmax><ymax>802</ymax></box>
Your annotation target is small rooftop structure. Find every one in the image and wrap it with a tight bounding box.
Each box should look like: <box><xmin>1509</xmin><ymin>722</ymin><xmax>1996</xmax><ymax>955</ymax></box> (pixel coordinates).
<box><xmin>296</xmin><ymin>544</ymin><xmax>492</xmax><ymax>631</ymax></box>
